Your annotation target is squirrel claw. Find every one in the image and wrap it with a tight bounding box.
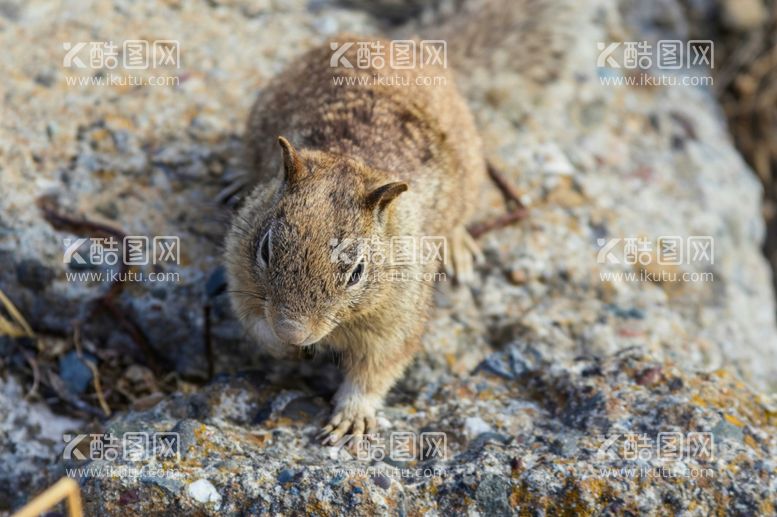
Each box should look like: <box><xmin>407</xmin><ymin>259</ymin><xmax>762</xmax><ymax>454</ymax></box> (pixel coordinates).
<box><xmin>319</xmin><ymin>409</ymin><xmax>377</xmax><ymax>446</ymax></box>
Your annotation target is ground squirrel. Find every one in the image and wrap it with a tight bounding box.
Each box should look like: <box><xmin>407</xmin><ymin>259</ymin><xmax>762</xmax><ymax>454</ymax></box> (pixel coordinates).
<box><xmin>225</xmin><ymin>35</ymin><xmax>485</xmax><ymax>444</ymax></box>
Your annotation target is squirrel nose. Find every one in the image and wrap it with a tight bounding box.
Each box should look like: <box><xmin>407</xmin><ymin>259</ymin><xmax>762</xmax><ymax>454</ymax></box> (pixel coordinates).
<box><xmin>272</xmin><ymin>318</ymin><xmax>311</xmax><ymax>345</ymax></box>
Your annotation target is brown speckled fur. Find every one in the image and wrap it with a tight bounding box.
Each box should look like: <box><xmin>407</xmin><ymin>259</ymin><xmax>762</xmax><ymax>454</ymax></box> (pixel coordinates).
<box><xmin>225</xmin><ymin>35</ymin><xmax>485</xmax><ymax>442</ymax></box>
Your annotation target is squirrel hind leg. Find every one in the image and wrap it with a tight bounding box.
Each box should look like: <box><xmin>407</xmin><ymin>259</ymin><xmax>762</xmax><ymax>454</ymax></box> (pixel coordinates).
<box><xmin>447</xmin><ymin>225</ymin><xmax>484</xmax><ymax>284</ymax></box>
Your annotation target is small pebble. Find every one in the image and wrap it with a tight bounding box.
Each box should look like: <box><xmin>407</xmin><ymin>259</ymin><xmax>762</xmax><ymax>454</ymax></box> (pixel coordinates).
<box><xmin>464</xmin><ymin>416</ymin><xmax>493</xmax><ymax>441</ymax></box>
<box><xmin>186</xmin><ymin>479</ymin><xmax>221</xmax><ymax>506</ymax></box>
<box><xmin>59</xmin><ymin>352</ymin><xmax>95</xmax><ymax>394</ymax></box>
<box><xmin>509</xmin><ymin>268</ymin><xmax>527</xmax><ymax>285</ymax></box>
<box><xmin>277</xmin><ymin>469</ymin><xmax>295</xmax><ymax>484</ymax></box>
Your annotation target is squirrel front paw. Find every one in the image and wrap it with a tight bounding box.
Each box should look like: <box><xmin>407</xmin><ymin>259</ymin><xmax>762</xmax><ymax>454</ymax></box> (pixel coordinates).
<box><xmin>318</xmin><ymin>383</ymin><xmax>379</xmax><ymax>445</ymax></box>
<box><xmin>447</xmin><ymin>225</ymin><xmax>484</xmax><ymax>284</ymax></box>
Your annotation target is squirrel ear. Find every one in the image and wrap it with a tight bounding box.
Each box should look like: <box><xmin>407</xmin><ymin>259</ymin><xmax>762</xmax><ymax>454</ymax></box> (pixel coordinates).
<box><xmin>278</xmin><ymin>136</ymin><xmax>304</xmax><ymax>183</ymax></box>
<box><xmin>365</xmin><ymin>182</ymin><xmax>408</xmax><ymax>213</ymax></box>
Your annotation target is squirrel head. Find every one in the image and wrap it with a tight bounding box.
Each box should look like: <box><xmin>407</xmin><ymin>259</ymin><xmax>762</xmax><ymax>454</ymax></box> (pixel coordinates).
<box><xmin>226</xmin><ymin>136</ymin><xmax>408</xmax><ymax>349</ymax></box>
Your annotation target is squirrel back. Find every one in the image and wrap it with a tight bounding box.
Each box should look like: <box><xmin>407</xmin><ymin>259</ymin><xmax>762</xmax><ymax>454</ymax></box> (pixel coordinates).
<box><xmin>243</xmin><ymin>34</ymin><xmax>485</xmax><ymax>237</ymax></box>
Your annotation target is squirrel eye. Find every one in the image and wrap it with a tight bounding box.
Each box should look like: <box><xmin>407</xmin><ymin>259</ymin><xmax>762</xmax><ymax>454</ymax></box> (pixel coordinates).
<box><xmin>347</xmin><ymin>257</ymin><xmax>365</xmax><ymax>287</ymax></box>
<box><xmin>258</xmin><ymin>229</ymin><xmax>271</xmax><ymax>267</ymax></box>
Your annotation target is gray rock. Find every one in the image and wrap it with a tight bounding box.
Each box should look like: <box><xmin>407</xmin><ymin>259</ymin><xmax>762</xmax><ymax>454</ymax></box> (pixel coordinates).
<box><xmin>475</xmin><ymin>474</ymin><xmax>511</xmax><ymax>516</ymax></box>
<box><xmin>58</xmin><ymin>351</ymin><xmax>95</xmax><ymax>395</ymax></box>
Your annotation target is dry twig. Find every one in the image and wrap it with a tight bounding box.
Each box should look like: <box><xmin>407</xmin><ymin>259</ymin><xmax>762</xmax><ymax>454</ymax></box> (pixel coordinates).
<box><xmin>467</xmin><ymin>161</ymin><xmax>529</xmax><ymax>239</ymax></box>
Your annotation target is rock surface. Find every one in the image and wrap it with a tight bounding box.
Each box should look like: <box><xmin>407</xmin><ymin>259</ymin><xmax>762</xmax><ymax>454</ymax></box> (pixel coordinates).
<box><xmin>78</xmin><ymin>349</ymin><xmax>777</xmax><ymax>515</ymax></box>
<box><xmin>0</xmin><ymin>0</ymin><xmax>776</xmax><ymax>514</ymax></box>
